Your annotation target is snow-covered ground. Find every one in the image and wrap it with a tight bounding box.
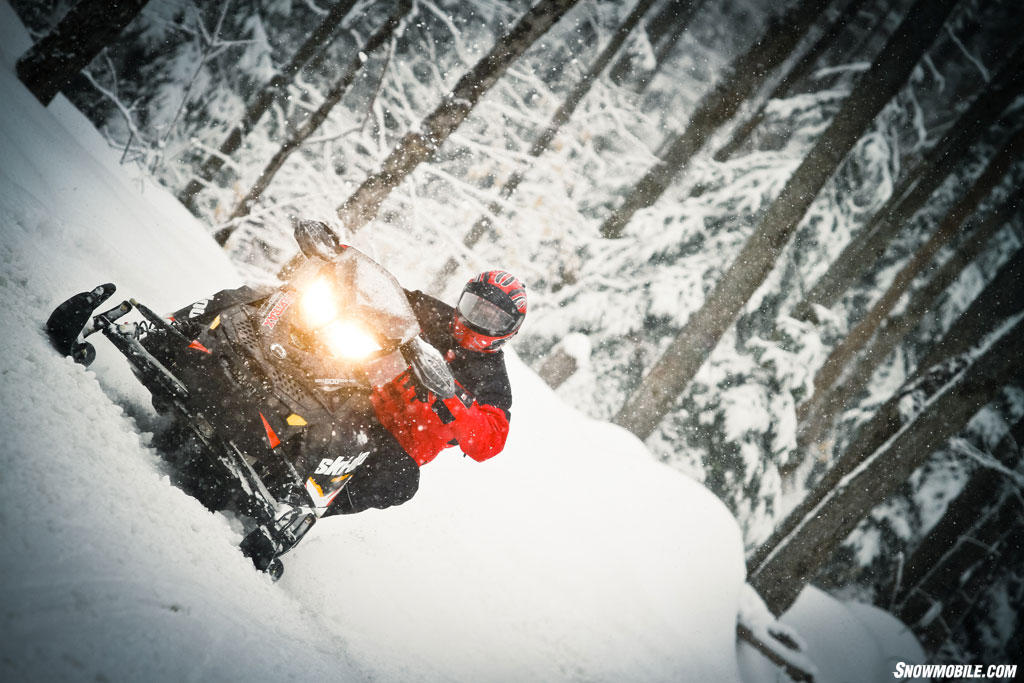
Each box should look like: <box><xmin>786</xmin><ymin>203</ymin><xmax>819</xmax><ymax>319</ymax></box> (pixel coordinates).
<box><xmin>0</xmin><ymin>5</ymin><xmax>924</xmax><ymax>681</ymax></box>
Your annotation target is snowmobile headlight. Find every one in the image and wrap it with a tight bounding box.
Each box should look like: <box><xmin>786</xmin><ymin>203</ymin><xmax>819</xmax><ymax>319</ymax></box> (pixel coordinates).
<box><xmin>320</xmin><ymin>319</ymin><xmax>381</xmax><ymax>360</ymax></box>
<box><xmin>300</xmin><ymin>277</ymin><xmax>339</xmax><ymax>328</ymax></box>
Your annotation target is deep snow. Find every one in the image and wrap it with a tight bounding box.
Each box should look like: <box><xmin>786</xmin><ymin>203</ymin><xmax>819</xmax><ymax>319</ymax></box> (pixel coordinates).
<box><xmin>0</xmin><ymin>4</ymin><xmax>924</xmax><ymax>681</ymax></box>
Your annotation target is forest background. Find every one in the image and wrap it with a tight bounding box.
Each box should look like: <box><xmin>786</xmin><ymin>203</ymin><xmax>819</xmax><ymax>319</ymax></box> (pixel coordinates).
<box><xmin>11</xmin><ymin>0</ymin><xmax>1023</xmax><ymax>664</ymax></box>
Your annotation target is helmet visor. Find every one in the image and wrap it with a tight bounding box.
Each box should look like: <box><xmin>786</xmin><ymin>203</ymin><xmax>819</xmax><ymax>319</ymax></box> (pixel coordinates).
<box><xmin>457</xmin><ymin>291</ymin><xmax>517</xmax><ymax>336</ymax></box>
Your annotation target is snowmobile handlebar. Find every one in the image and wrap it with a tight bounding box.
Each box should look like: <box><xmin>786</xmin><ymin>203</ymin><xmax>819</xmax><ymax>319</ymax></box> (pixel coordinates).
<box><xmin>402</xmin><ymin>336</ymin><xmax>456</xmax><ymax>400</ymax></box>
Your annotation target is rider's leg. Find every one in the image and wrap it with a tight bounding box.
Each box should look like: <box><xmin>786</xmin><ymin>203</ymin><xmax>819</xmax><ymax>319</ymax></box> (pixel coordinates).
<box><xmin>324</xmin><ymin>425</ymin><xmax>420</xmax><ymax>516</ymax></box>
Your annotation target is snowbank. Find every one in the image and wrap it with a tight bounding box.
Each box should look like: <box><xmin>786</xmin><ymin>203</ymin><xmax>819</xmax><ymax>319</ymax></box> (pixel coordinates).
<box><xmin>287</xmin><ymin>363</ymin><xmax>747</xmax><ymax>681</ymax></box>
<box><xmin>737</xmin><ymin>585</ymin><xmax>928</xmax><ymax>683</ymax></box>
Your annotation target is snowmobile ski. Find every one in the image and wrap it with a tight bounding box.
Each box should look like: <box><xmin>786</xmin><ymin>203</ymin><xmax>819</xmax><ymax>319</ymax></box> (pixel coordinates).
<box><xmin>45</xmin><ymin>283</ymin><xmax>116</xmax><ymax>364</ymax></box>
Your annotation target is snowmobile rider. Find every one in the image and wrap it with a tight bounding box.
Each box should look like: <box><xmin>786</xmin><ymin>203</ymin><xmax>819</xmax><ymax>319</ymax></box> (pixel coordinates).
<box><xmin>156</xmin><ymin>255</ymin><xmax>526</xmax><ymax>518</ymax></box>
<box><xmin>48</xmin><ymin>239</ymin><xmax>527</xmax><ymax>576</ymax></box>
<box><xmin>330</xmin><ymin>269</ymin><xmax>527</xmax><ymax>515</ymax></box>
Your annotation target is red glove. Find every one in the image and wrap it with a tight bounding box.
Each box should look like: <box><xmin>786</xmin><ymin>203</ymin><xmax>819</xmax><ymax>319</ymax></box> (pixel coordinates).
<box><xmin>438</xmin><ymin>387</ymin><xmax>510</xmax><ymax>462</ymax></box>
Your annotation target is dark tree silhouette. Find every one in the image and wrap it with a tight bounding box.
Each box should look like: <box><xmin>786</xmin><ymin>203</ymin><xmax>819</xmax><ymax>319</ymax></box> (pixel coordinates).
<box><xmin>914</xmin><ymin>246</ymin><xmax>1024</xmax><ymax>373</ymax></box>
<box><xmin>806</xmin><ymin>126</ymin><xmax>1024</xmax><ymax>406</ymax></box>
<box><xmin>753</xmin><ymin>246</ymin><xmax>1024</xmax><ymax>580</ymax></box>
<box><xmin>893</xmin><ymin>417</ymin><xmax>1024</xmax><ymax>648</ymax></box>
<box><xmin>608</xmin><ymin>0</ymin><xmax>705</xmax><ymax>90</ymax></box>
<box><xmin>17</xmin><ymin>0</ymin><xmax>149</xmax><ymax>106</ymax></box>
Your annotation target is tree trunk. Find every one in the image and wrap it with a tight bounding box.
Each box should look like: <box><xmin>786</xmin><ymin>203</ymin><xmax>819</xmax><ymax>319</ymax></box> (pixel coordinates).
<box><xmin>796</xmin><ymin>192</ymin><xmax>1023</xmax><ymax>450</ymax></box>
<box><xmin>611</xmin><ymin>0</ymin><xmax>961</xmax><ymax>441</ymax></box>
<box><xmin>1005</xmin><ymin>581</ymin><xmax>1024</xmax><ymax>665</ymax></box>
<box><xmin>805</xmin><ymin>126</ymin><xmax>1024</xmax><ymax>406</ymax></box>
<box><xmin>220</xmin><ymin>0</ymin><xmax>412</xmax><ymax>238</ymax></box>
<box><xmin>755</xmin><ymin>246</ymin><xmax>1024</xmax><ymax>575</ymax></box>
<box><xmin>429</xmin><ymin>0</ymin><xmax>662</xmax><ymax>292</ymax></box>
<box><xmin>538</xmin><ymin>348</ymin><xmax>579</xmax><ymax>389</ymax></box>
<box><xmin>918</xmin><ymin>520</ymin><xmax>1024</xmax><ymax>651</ymax></box>
<box><xmin>635</xmin><ymin>0</ymin><xmax>706</xmax><ymax>92</ymax></box>
<box><xmin>790</xmin><ymin>39</ymin><xmax>1024</xmax><ymax>321</ymax></box>
<box><xmin>713</xmin><ymin>0</ymin><xmax>873</xmax><ymax>162</ymax></box>
<box><xmin>832</xmin><ymin>0</ymin><xmax>897</xmax><ymax>77</ymax></box>
<box><xmin>178</xmin><ymin>0</ymin><xmax>359</xmax><ymax>207</ymax></box>
<box><xmin>334</xmin><ymin>0</ymin><xmax>582</xmax><ymax>234</ymax></box>
<box><xmin>897</xmin><ymin>416</ymin><xmax>1024</xmax><ymax>601</ymax></box>
<box><xmin>16</xmin><ymin>0</ymin><xmax>149</xmax><ymax>106</ymax></box>
<box><xmin>608</xmin><ymin>0</ymin><xmax>700</xmax><ymax>87</ymax></box>
<box><xmin>914</xmin><ymin>244</ymin><xmax>1024</xmax><ymax>374</ymax></box>
<box><xmin>643</xmin><ymin>0</ymin><xmax>692</xmax><ymax>48</ymax></box>
<box><xmin>599</xmin><ymin>0</ymin><xmax>832</xmax><ymax>239</ymax></box>
<box><xmin>748</xmin><ymin>314</ymin><xmax>1024</xmax><ymax>616</ymax></box>
<box><xmin>893</xmin><ymin>416</ymin><xmax>1024</xmax><ymax>642</ymax></box>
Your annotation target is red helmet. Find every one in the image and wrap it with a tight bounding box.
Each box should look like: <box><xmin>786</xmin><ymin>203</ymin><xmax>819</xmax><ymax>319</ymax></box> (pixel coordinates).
<box><xmin>452</xmin><ymin>271</ymin><xmax>527</xmax><ymax>352</ymax></box>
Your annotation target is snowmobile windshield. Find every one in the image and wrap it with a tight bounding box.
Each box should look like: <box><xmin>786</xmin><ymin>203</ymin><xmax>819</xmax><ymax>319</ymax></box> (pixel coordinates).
<box><xmin>296</xmin><ymin>248</ymin><xmax>420</xmax><ymax>349</ymax></box>
<box><xmin>269</xmin><ymin>247</ymin><xmax>421</xmax><ymax>388</ymax></box>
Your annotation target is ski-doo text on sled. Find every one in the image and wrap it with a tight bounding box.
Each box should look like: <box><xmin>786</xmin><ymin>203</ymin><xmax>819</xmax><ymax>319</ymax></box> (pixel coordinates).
<box><xmin>46</xmin><ymin>223</ymin><xmax>455</xmax><ymax>579</ymax></box>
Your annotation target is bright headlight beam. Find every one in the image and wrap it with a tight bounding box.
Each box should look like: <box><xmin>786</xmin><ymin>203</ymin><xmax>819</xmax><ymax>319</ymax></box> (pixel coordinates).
<box><xmin>301</xmin><ymin>277</ymin><xmax>338</xmax><ymax>328</ymax></box>
<box><xmin>321</xmin><ymin>320</ymin><xmax>381</xmax><ymax>359</ymax></box>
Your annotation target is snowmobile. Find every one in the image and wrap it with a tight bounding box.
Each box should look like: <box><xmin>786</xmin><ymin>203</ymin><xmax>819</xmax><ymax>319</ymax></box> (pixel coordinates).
<box><xmin>45</xmin><ymin>221</ymin><xmax>455</xmax><ymax>579</ymax></box>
